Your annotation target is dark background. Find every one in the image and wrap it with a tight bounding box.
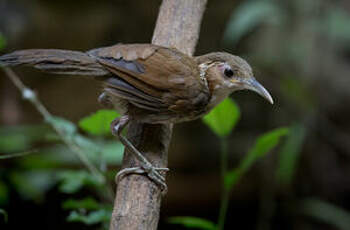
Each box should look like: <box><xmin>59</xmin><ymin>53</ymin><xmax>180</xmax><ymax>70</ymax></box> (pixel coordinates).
<box><xmin>1</xmin><ymin>0</ymin><xmax>350</xmax><ymax>229</ymax></box>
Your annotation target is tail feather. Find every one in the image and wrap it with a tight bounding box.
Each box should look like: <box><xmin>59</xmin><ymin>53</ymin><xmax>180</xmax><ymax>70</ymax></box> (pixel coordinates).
<box><xmin>0</xmin><ymin>49</ymin><xmax>109</xmax><ymax>76</ymax></box>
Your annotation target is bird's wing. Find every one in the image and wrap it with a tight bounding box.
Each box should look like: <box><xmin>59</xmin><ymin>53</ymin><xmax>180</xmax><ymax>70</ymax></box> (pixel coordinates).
<box><xmin>88</xmin><ymin>44</ymin><xmax>210</xmax><ymax>114</ymax></box>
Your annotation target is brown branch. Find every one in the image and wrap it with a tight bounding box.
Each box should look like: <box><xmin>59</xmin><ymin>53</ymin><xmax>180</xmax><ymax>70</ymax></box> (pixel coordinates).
<box><xmin>109</xmin><ymin>0</ymin><xmax>207</xmax><ymax>230</ymax></box>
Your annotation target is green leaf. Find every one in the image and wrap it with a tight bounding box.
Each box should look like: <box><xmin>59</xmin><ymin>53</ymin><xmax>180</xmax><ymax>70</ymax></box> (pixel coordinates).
<box><xmin>79</xmin><ymin>110</ymin><xmax>120</xmax><ymax>136</ymax></box>
<box><xmin>72</xmin><ymin>136</ymin><xmax>124</xmax><ymax>166</ymax></box>
<box><xmin>225</xmin><ymin>127</ymin><xmax>289</xmax><ymax>190</ymax></box>
<box><xmin>73</xmin><ymin>135</ymin><xmax>102</xmax><ymax>154</ymax></box>
<box><xmin>99</xmin><ymin>141</ymin><xmax>124</xmax><ymax>164</ymax></box>
<box><xmin>57</xmin><ymin>170</ymin><xmax>103</xmax><ymax>194</ymax></box>
<box><xmin>62</xmin><ymin>197</ymin><xmax>100</xmax><ymax>210</ymax></box>
<box><xmin>0</xmin><ymin>209</ymin><xmax>8</xmax><ymax>223</ymax></box>
<box><xmin>300</xmin><ymin>198</ymin><xmax>350</xmax><ymax>230</ymax></box>
<box><xmin>73</xmin><ymin>139</ymin><xmax>124</xmax><ymax>165</ymax></box>
<box><xmin>168</xmin><ymin>216</ymin><xmax>217</xmax><ymax>230</ymax></box>
<box><xmin>202</xmin><ymin>98</ymin><xmax>240</xmax><ymax>138</ymax></box>
<box><xmin>67</xmin><ymin>209</ymin><xmax>111</xmax><ymax>225</ymax></box>
<box><xmin>276</xmin><ymin>124</ymin><xmax>306</xmax><ymax>186</ymax></box>
<box><xmin>223</xmin><ymin>0</ymin><xmax>284</xmax><ymax>45</ymax></box>
<box><xmin>248</xmin><ymin>127</ymin><xmax>289</xmax><ymax>158</ymax></box>
<box><xmin>224</xmin><ymin>168</ymin><xmax>243</xmax><ymax>191</ymax></box>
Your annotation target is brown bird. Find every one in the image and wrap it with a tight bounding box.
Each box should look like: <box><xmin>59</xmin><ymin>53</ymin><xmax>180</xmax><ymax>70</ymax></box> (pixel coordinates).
<box><xmin>0</xmin><ymin>44</ymin><xmax>273</xmax><ymax>191</ymax></box>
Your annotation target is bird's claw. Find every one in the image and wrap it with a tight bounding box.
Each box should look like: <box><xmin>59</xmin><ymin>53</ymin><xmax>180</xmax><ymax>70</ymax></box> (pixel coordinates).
<box><xmin>111</xmin><ymin>116</ymin><xmax>169</xmax><ymax>194</ymax></box>
<box><xmin>110</xmin><ymin>117</ymin><xmax>122</xmax><ymax>137</ymax></box>
<box><xmin>116</xmin><ymin>166</ymin><xmax>169</xmax><ymax>194</ymax></box>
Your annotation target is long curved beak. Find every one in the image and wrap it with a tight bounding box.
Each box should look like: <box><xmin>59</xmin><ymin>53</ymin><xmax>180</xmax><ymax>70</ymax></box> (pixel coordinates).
<box><xmin>244</xmin><ymin>78</ymin><xmax>274</xmax><ymax>104</ymax></box>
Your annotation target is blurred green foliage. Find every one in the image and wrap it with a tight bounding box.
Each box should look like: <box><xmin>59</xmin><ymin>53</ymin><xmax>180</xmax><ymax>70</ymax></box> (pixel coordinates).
<box><xmin>67</xmin><ymin>209</ymin><xmax>111</xmax><ymax>226</ymax></box>
<box><xmin>326</xmin><ymin>7</ymin><xmax>350</xmax><ymax>47</ymax></box>
<box><xmin>0</xmin><ymin>108</ymin><xmax>123</xmax><ymax>228</ymax></box>
<box><xmin>58</xmin><ymin>170</ymin><xmax>104</xmax><ymax>194</ymax></box>
<box><xmin>10</xmin><ymin>170</ymin><xmax>56</xmax><ymax>201</ymax></box>
<box><xmin>280</xmin><ymin>76</ymin><xmax>316</xmax><ymax>110</ymax></box>
<box><xmin>0</xmin><ymin>125</ymin><xmax>54</xmax><ymax>153</ymax></box>
<box><xmin>300</xmin><ymin>198</ymin><xmax>350</xmax><ymax>230</ymax></box>
<box><xmin>225</xmin><ymin>127</ymin><xmax>289</xmax><ymax>190</ymax></box>
<box><xmin>63</xmin><ymin>197</ymin><xmax>112</xmax><ymax>227</ymax></box>
<box><xmin>173</xmin><ymin>100</ymin><xmax>288</xmax><ymax>230</ymax></box>
<box><xmin>223</xmin><ymin>0</ymin><xmax>284</xmax><ymax>45</ymax></box>
<box><xmin>224</xmin><ymin>0</ymin><xmax>350</xmax><ymax>48</ymax></box>
<box><xmin>276</xmin><ymin>124</ymin><xmax>306</xmax><ymax>186</ymax></box>
<box><xmin>0</xmin><ymin>182</ymin><xmax>8</xmax><ymax>205</ymax></box>
<box><xmin>79</xmin><ymin>110</ymin><xmax>120</xmax><ymax>136</ymax></box>
<box><xmin>168</xmin><ymin>216</ymin><xmax>216</xmax><ymax>230</ymax></box>
<box><xmin>0</xmin><ymin>33</ymin><xmax>6</xmax><ymax>51</ymax></box>
<box><xmin>202</xmin><ymin>98</ymin><xmax>240</xmax><ymax>138</ymax></box>
<box><xmin>221</xmin><ymin>0</ymin><xmax>350</xmax><ymax>229</ymax></box>
<box><xmin>62</xmin><ymin>197</ymin><xmax>101</xmax><ymax>210</ymax></box>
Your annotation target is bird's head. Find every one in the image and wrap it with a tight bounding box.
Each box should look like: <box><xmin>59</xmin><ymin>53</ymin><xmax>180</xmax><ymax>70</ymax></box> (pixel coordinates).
<box><xmin>196</xmin><ymin>52</ymin><xmax>273</xmax><ymax>105</ymax></box>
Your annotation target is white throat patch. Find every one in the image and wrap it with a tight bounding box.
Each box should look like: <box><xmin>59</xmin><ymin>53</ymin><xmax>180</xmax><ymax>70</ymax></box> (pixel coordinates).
<box><xmin>198</xmin><ymin>62</ymin><xmax>218</xmax><ymax>88</ymax></box>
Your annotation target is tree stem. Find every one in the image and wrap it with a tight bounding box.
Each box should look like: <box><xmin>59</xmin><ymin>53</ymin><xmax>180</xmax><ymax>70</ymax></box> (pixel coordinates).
<box><xmin>109</xmin><ymin>1</ymin><xmax>207</xmax><ymax>230</ymax></box>
<box><xmin>218</xmin><ymin>138</ymin><xmax>229</xmax><ymax>230</ymax></box>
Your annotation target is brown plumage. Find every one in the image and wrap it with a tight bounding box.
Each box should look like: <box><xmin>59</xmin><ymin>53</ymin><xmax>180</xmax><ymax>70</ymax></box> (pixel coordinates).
<box><xmin>0</xmin><ymin>43</ymin><xmax>273</xmax><ymax>191</ymax></box>
<box><xmin>0</xmin><ymin>44</ymin><xmax>272</xmax><ymax>123</ymax></box>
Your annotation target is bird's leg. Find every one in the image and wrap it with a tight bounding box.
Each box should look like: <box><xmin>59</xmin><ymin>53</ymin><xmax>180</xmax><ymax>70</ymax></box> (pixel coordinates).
<box><xmin>111</xmin><ymin>115</ymin><xmax>169</xmax><ymax>193</ymax></box>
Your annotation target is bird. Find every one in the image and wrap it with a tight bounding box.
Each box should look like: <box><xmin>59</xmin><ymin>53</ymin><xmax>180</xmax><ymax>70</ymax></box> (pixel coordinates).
<box><xmin>0</xmin><ymin>43</ymin><xmax>273</xmax><ymax>192</ymax></box>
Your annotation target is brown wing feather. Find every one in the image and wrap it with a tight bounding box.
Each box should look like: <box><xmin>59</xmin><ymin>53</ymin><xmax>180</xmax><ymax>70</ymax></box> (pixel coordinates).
<box><xmin>88</xmin><ymin>44</ymin><xmax>210</xmax><ymax>115</ymax></box>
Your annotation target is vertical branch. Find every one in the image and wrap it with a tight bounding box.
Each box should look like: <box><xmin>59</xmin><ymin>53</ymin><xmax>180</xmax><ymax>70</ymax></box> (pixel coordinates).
<box><xmin>152</xmin><ymin>0</ymin><xmax>207</xmax><ymax>55</ymax></box>
<box><xmin>109</xmin><ymin>0</ymin><xmax>207</xmax><ymax>230</ymax></box>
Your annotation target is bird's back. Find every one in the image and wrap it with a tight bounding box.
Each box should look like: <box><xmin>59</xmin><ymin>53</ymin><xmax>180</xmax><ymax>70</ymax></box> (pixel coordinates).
<box><xmin>88</xmin><ymin>44</ymin><xmax>211</xmax><ymax>123</ymax></box>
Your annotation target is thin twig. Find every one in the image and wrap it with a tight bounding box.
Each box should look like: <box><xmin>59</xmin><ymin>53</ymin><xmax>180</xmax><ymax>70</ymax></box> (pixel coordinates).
<box><xmin>2</xmin><ymin>67</ymin><xmax>105</xmax><ymax>183</ymax></box>
<box><xmin>0</xmin><ymin>149</ymin><xmax>38</xmax><ymax>159</ymax></box>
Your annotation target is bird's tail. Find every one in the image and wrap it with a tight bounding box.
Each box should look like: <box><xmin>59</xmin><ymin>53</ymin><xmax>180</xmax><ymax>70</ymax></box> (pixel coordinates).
<box><xmin>0</xmin><ymin>49</ymin><xmax>109</xmax><ymax>76</ymax></box>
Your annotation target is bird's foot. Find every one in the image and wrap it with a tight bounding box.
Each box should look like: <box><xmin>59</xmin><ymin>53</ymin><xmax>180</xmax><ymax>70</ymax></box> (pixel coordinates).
<box><xmin>111</xmin><ymin>116</ymin><xmax>169</xmax><ymax>194</ymax></box>
<box><xmin>116</xmin><ymin>166</ymin><xmax>169</xmax><ymax>194</ymax></box>
<box><xmin>110</xmin><ymin>116</ymin><xmax>128</xmax><ymax>137</ymax></box>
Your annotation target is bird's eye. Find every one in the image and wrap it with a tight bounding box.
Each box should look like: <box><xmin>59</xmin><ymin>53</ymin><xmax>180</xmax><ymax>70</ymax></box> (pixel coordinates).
<box><xmin>224</xmin><ymin>68</ymin><xmax>234</xmax><ymax>78</ymax></box>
